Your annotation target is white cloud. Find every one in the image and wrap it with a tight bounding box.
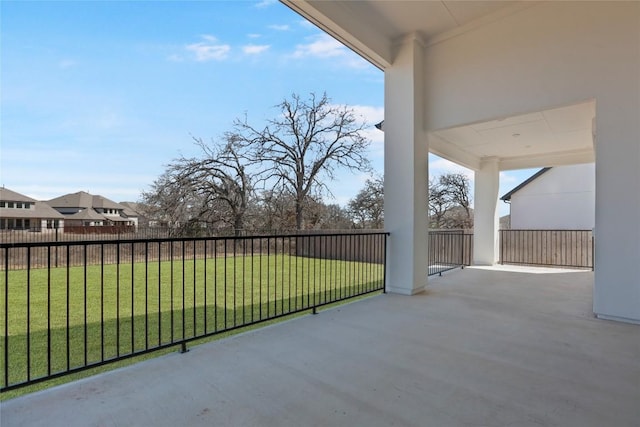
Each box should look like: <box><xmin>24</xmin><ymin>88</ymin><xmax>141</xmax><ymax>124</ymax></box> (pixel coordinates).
<box><xmin>254</xmin><ymin>0</ymin><xmax>276</xmax><ymax>8</ymax></box>
<box><xmin>293</xmin><ymin>34</ymin><xmax>345</xmax><ymax>59</ymax></box>
<box><xmin>347</xmin><ymin>105</ymin><xmax>384</xmax><ymax>123</ymax></box>
<box><xmin>242</xmin><ymin>44</ymin><xmax>270</xmax><ymax>55</ymax></box>
<box><xmin>299</xmin><ymin>20</ymin><xmax>315</xmax><ymax>29</ymax></box>
<box><xmin>290</xmin><ymin>34</ymin><xmax>370</xmax><ymax>69</ymax></box>
<box><xmin>268</xmin><ymin>24</ymin><xmax>290</xmax><ymax>31</ymax></box>
<box><xmin>343</xmin><ymin>104</ymin><xmax>384</xmax><ymax>155</ymax></box>
<box><xmin>247</xmin><ymin>33</ymin><xmax>262</xmax><ymax>39</ymax></box>
<box><xmin>429</xmin><ymin>157</ymin><xmax>474</xmax><ymax>180</ymax></box>
<box><xmin>185</xmin><ymin>35</ymin><xmax>231</xmax><ymax>61</ymax></box>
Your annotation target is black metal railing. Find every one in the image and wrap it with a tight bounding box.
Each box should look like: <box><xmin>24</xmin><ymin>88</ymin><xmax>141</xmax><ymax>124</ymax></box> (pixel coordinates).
<box><xmin>0</xmin><ymin>232</ymin><xmax>388</xmax><ymax>392</ymax></box>
<box><xmin>0</xmin><ymin>227</ymin><xmax>207</xmax><ymax>245</ymax></box>
<box><xmin>428</xmin><ymin>231</ymin><xmax>473</xmax><ymax>276</ymax></box>
<box><xmin>499</xmin><ymin>229</ymin><xmax>593</xmax><ymax>269</ymax></box>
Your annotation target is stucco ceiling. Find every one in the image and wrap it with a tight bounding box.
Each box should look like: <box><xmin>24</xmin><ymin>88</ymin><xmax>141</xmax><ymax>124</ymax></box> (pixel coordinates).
<box><xmin>430</xmin><ymin>100</ymin><xmax>596</xmax><ymax>171</ymax></box>
<box><xmin>349</xmin><ymin>0</ymin><xmax>520</xmax><ymax>41</ymax></box>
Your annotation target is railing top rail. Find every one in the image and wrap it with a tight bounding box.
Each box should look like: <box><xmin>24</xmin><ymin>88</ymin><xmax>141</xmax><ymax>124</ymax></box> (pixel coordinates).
<box><xmin>0</xmin><ymin>231</ymin><xmax>391</xmax><ymax>249</ymax></box>
<box><xmin>499</xmin><ymin>229</ymin><xmax>592</xmax><ymax>232</ymax></box>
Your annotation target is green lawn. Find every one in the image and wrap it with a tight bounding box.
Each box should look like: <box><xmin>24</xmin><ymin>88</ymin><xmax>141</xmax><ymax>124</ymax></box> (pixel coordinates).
<box><xmin>1</xmin><ymin>254</ymin><xmax>383</xmax><ymax>396</ymax></box>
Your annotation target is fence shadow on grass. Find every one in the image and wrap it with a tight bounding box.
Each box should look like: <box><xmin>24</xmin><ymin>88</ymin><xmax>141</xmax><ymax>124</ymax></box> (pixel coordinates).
<box><xmin>1</xmin><ymin>280</ymin><xmax>383</xmax><ymax>391</ymax></box>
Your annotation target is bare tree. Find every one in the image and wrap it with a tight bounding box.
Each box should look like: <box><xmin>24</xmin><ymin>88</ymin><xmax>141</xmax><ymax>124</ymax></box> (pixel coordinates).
<box><xmin>302</xmin><ymin>196</ymin><xmax>352</xmax><ymax>230</ymax></box>
<box><xmin>440</xmin><ymin>173</ymin><xmax>472</xmax><ymax>220</ymax></box>
<box><xmin>317</xmin><ymin>203</ymin><xmax>353</xmax><ymax>230</ymax></box>
<box><xmin>428</xmin><ymin>173</ymin><xmax>473</xmax><ymax>229</ymax></box>
<box><xmin>142</xmin><ymin>136</ymin><xmax>257</xmax><ymax>236</ymax></box>
<box><xmin>428</xmin><ymin>177</ymin><xmax>448</xmax><ymax>229</ymax></box>
<box><xmin>255</xmin><ymin>190</ymin><xmax>296</xmax><ymax>232</ymax></box>
<box><xmin>348</xmin><ymin>176</ymin><xmax>384</xmax><ymax>229</ymax></box>
<box><xmin>140</xmin><ymin>170</ymin><xmax>203</xmax><ymax>235</ymax></box>
<box><xmin>232</xmin><ymin>92</ymin><xmax>372</xmax><ymax>230</ymax></box>
<box><xmin>169</xmin><ymin>136</ymin><xmax>257</xmax><ymax>235</ymax></box>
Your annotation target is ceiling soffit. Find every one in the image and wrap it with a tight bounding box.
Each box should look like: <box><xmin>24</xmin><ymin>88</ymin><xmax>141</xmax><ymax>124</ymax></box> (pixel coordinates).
<box><xmin>430</xmin><ymin>101</ymin><xmax>596</xmax><ymax>171</ymax></box>
<box><xmin>283</xmin><ymin>1</ymin><xmax>594</xmax><ymax>171</ymax></box>
<box><xmin>282</xmin><ymin>1</ymin><xmax>526</xmax><ymax>67</ymax></box>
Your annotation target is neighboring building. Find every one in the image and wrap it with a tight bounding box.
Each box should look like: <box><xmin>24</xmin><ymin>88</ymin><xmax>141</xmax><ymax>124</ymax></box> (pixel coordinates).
<box><xmin>500</xmin><ymin>163</ymin><xmax>595</xmax><ymax>230</ymax></box>
<box><xmin>46</xmin><ymin>191</ymin><xmax>136</xmax><ymax>228</ymax></box>
<box><xmin>122</xmin><ymin>201</ymin><xmax>173</xmax><ymax>229</ymax></box>
<box><xmin>119</xmin><ymin>202</ymin><xmax>146</xmax><ymax>229</ymax></box>
<box><xmin>0</xmin><ymin>187</ymin><xmax>65</xmax><ymax>232</ymax></box>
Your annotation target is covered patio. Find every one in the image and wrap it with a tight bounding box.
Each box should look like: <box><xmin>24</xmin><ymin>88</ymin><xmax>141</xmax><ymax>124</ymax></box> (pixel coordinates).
<box><xmin>3</xmin><ymin>266</ymin><xmax>638</xmax><ymax>426</ymax></box>
<box><xmin>282</xmin><ymin>0</ymin><xmax>640</xmax><ymax>324</ymax></box>
<box><xmin>2</xmin><ymin>2</ymin><xmax>638</xmax><ymax>425</ymax></box>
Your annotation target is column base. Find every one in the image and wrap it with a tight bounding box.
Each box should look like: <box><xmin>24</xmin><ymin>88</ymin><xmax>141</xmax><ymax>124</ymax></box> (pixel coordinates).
<box><xmin>386</xmin><ymin>285</ymin><xmax>426</xmax><ymax>296</ymax></box>
<box><xmin>595</xmin><ymin>313</ymin><xmax>640</xmax><ymax>325</ymax></box>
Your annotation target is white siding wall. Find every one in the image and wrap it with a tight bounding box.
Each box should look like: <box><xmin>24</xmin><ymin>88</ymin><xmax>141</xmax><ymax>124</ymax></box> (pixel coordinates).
<box><xmin>420</xmin><ymin>1</ymin><xmax>639</xmax><ymax>322</ymax></box>
<box><xmin>510</xmin><ymin>164</ymin><xmax>595</xmax><ymax>230</ymax></box>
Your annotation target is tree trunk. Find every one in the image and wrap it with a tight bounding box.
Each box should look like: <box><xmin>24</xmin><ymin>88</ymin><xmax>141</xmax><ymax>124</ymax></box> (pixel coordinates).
<box><xmin>295</xmin><ymin>200</ymin><xmax>304</xmax><ymax>230</ymax></box>
<box><xmin>233</xmin><ymin>216</ymin><xmax>244</xmax><ymax>237</ymax></box>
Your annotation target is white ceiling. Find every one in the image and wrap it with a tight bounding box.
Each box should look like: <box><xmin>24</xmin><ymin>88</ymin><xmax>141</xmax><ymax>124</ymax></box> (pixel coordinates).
<box><xmin>430</xmin><ymin>100</ymin><xmax>596</xmax><ymax>171</ymax></box>
<box><xmin>365</xmin><ymin>0</ymin><xmax>520</xmax><ymax>41</ymax></box>
<box><xmin>284</xmin><ymin>1</ymin><xmax>596</xmax><ymax>171</ymax></box>
<box><xmin>283</xmin><ymin>1</ymin><xmax>526</xmax><ymax>67</ymax></box>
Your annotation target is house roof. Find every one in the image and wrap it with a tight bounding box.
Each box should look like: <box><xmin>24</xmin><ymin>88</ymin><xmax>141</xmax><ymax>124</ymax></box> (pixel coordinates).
<box><xmin>47</xmin><ymin>191</ymin><xmax>124</xmax><ymax>210</ymax></box>
<box><xmin>47</xmin><ymin>191</ymin><xmax>94</xmax><ymax>208</ymax></box>
<box><xmin>119</xmin><ymin>202</ymin><xmax>142</xmax><ymax>217</ymax></box>
<box><xmin>92</xmin><ymin>195</ymin><xmax>125</xmax><ymax>210</ymax></box>
<box><xmin>66</xmin><ymin>209</ymin><xmax>107</xmax><ymax>221</ymax></box>
<box><xmin>500</xmin><ymin>168</ymin><xmax>551</xmax><ymax>201</ymax></box>
<box><xmin>2</xmin><ymin>204</ymin><xmax>66</xmax><ymax>220</ymax></box>
<box><xmin>0</xmin><ymin>187</ymin><xmax>64</xmax><ymax>219</ymax></box>
<box><xmin>66</xmin><ymin>209</ymin><xmax>131</xmax><ymax>222</ymax></box>
<box><xmin>0</xmin><ymin>187</ymin><xmax>37</xmax><ymax>203</ymax></box>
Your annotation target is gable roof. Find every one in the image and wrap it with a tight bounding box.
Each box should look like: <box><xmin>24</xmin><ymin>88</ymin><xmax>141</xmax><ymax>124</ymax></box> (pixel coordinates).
<box><xmin>500</xmin><ymin>168</ymin><xmax>551</xmax><ymax>201</ymax></box>
<box><xmin>47</xmin><ymin>191</ymin><xmax>94</xmax><ymax>208</ymax></box>
<box><xmin>0</xmin><ymin>187</ymin><xmax>37</xmax><ymax>203</ymax></box>
<box><xmin>119</xmin><ymin>202</ymin><xmax>142</xmax><ymax>217</ymax></box>
<box><xmin>0</xmin><ymin>187</ymin><xmax>64</xmax><ymax>219</ymax></box>
<box><xmin>3</xmin><ymin>204</ymin><xmax>66</xmax><ymax>219</ymax></box>
<box><xmin>66</xmin><ymin>209</ymin><xmax>107</xmax><ymax>221</ymax></box>
<box><xmin>92</xmin><ymin>195</ymin><xmax>124</xmax><ymax>210</ymax></box>
<box><xmin>47</xmin><ymin>191</ymin><xmax>124</xmax><ymax>210</ymax></box>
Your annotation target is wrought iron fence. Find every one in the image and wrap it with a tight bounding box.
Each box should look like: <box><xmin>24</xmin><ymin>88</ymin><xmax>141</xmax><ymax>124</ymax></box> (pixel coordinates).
<box><xmin>499</xmin><ymin>229</ymin><xmax>593</xmax><ymax>269</ymax></box>
<box><xmin>428</xmin><ymin>231</ymin><xmax>473</xmax><ymax>276</ymax></box>
<box><xmin>0</xmin><ymin>227</ymin><xmax>194</xmax><ymax>245</ymax></box>
<box><xmin>0</xmin><ymin>232</ymin><xmax>388</xmax><ymax>392</ymax></box>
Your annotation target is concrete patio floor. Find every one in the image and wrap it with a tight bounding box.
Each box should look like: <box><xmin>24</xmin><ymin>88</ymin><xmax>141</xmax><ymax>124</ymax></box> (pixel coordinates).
<box><xmin>2</xmin><ymin>266</ymin><xmax>639</xmax><ymax>427</ymax></box>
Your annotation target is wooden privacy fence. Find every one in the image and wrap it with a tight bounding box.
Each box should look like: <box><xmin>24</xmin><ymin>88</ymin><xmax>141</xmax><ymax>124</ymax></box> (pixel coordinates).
<box><xmin>293</xmin><ymin>232</ymin><xmax>387</xmax><ymax>264</ymax></box>
<box><xmin>428</xmin><ymin>231</ymin><xmax>473</xmax><ymax>276</ymax></box>
<box><xmin>499</xmin><ymin>229</ymin><xmax>593</xmax><ymax>269</ymax></box>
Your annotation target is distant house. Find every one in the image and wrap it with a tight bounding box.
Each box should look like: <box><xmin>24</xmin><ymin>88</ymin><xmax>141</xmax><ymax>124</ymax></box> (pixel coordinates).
<box><xmin>500</xmin><ymin>163</ymin><xmax>595</xmax><ymax>230</ymax></box>
<box><xmin>0</xmin><ymin>187</ymin><xmax>65</xmax><ymax>232</ymax></box>
<box><xmin>122</xmin><ymin>201</ymin><xmax>173</xmax><ymax>229</ymax></box>
<box><xmin>119</xmin><ymin>202</ymin><xmax>147</xmax><ymax>229</ymax></box>
<box><xmin>46</xmin><ymin>191</ymin><xmax>136</xmax><ymax>229</ymax></box>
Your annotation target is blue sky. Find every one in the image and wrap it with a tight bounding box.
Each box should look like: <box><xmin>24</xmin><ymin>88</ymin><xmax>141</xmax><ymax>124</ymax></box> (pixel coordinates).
<box><xmin>1</xmin><ymin>0</ymin><xmax>530</xmax><ymax>216</ymax></box>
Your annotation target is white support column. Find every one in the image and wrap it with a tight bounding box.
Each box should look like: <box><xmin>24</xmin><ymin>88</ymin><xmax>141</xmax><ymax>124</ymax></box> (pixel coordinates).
<box><xmin>384</xmin><ymin>34</ymin><xmax>429</xmax><ymax>295</ymax></box>
<box><xmin>473</xmin><ymin>158</ymin><xmax>500</xmax><ymax>265</ymax></box>
<box><xmin>593</xmin><ymin>100</ymin><xmax>640</xmax><ymax>324</ymax></box>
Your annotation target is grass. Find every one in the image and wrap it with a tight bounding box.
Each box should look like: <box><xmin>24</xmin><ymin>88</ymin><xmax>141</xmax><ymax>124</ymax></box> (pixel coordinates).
<box><xmin>0</xmin><ymin>254</ymin><xmax>384</xmax><ymax>398</ymax></box>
